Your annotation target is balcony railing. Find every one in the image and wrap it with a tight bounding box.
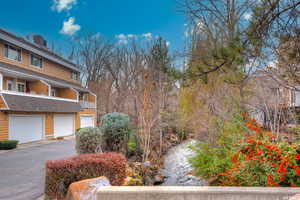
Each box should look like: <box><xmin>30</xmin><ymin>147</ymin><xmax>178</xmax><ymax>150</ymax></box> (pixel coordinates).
<box><xmin>0</xmin><ymin>90</ymin><xmax>78</xmax><ymax>102</ymax></box>
<box><xmin>80</xmin><ymin>100</ymin><xmax>96</xmax><ymax>109</ymax></box>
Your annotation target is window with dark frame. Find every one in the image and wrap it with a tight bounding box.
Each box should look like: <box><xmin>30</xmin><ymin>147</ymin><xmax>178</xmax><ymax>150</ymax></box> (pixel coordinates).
<box><xmin>4</xmin><ymin>44</ymin><xmax>21</xmax><ymax>62</ymax></box>
<box><xmin>30</xmin><ymin>54</ymin><xmax>43</xmax><ymax>68</ymax></box>
<box><xmin>7</xmin><ymin>80</ymin><xmax>14</xmax><ymax>91</ymax></box>
<box><xmin>17</xmin><ymin>83</ymin><xmax>25</xmax><ymax>93</ymax></box>
<box><xmin>71</xmin><ymin>71</ymin><xmax>78</xmax><ymax>80</ymax></box>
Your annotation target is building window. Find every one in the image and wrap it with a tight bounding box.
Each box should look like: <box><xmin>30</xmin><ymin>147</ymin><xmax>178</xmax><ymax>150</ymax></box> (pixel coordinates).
<box><xmin>30</xmin><ymin>54</ymin><xmax>43</xmax><ymax>68</ymax></box>
<box><xmin>51</xmin><ymin>88</ymin><xmax>56</xmax><ymax>97</ymax></box>
<box><xmin>4</xmin><ymin>44</ymin><xmax>22</xmax><ymax>62</ymax></box>
<box><xmin>7</xmin><ymin>80</ymin><xmax>14</xmax><ymax>91</ymax></box>
<box><xmin>71</xmin><ymin>71</ymin><xmax>78</xmax><ymax>80</ymax></box>
<box><xmin>17</xmin><ymin>82</ymin><xmax>25</xmax><ymax>93</ymax></box>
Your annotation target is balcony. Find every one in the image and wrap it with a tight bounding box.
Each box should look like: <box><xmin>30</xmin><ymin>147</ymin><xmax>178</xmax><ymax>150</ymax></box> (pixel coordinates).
<box><xmin>80</xmin><ymin>100</ymin><xmax>96</xmax><ymax>109</ymax></box>
<box><xmin>0</xmin><ymin>89</ymin><xmax>78</xmax><ymax>102</ymax></box>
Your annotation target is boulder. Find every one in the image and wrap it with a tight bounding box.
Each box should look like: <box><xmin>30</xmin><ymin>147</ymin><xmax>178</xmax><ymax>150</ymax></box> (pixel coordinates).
<box><xmin>65</xmin><ymin>176</ymin><xmax>111</xmax><ymax>200</ymax></box>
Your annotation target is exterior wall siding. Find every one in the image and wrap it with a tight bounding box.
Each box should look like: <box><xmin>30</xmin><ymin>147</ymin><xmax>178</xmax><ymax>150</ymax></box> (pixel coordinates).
<box><xmin>0</xmin><ymin>40</ymin><xmax>80</xmax><ymax>84</ymax></box>
<box><xmin>45</xmin><ymin>113</ymin><xmax>54</xmax><ymax>137</ymax></box>
<box><xmin>56</xmin><ymin>88</ymin><xmax>77</xmax><ymax>100</ymax></box>
<box><xmin>0</xmin><ymin>111</ymin><xmax>8</xmax><ymax>140</ymax></box>
<box><xmin>87</xmin><ymin>93</ymin><xmax>96</xmax><ymax>103</ymax></box>
<box><xmin>28</xmin><ymin>80</ymin><xmax>49</xmax><ymax>95</ymax></box>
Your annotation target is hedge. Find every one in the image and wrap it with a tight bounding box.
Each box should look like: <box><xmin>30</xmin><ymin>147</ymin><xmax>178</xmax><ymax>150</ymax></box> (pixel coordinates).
<box><xmin>0</xmin><ymin>140</ymin><xmax>18</xmax><ymax>150</ymax></box>
<box><xmin>45</xmin><ymin>153</ymin><xmax>127</xmax><ymax>200</ymax></box>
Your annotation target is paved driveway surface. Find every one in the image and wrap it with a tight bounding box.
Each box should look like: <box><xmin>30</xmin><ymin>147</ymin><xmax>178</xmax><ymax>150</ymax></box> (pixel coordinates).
<box><xmin>0</xmin><ymin>138</ymin><xmax>76</xmax><ymax>200</ymax></box>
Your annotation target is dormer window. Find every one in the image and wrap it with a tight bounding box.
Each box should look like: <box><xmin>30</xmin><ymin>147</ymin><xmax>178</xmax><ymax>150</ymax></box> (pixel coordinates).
<box><xmin>30</xmin><ymin>54</ymin><xmax>43</xmax><ymax>68</ymax></box>
<box><xmin>71</xmin><ymin>71</ymin><xmax>78</xmax><ymax>80</ymax></box>
<box><xmin>4</xmin><ymin>44</ymin><xmax>21</xmax><ymax>62</ymax></box>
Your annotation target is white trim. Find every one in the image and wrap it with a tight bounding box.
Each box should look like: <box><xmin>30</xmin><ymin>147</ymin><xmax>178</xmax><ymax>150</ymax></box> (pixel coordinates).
<box><xmin>50</xmin><ymin>88</ymin><xmax>56</xmax><ymax>97</ymax></box>
<box><xmin>80</xmin><ymin>114</ymin><xmax>96</xmax><ymax>128</ymax></box>
<box><xmin>0</xmin><ymin>73</ymin><xmax>3</xmax><ymax>90</ymax></box>
<box><xmin>70</xmin><ymin>88</ymin><xmax>79</xmax><ymax>101</ymax></box>
<box><xmin>0</xmin><ymin>90</ymin><xmax>78</xmax><ymax>102</ymax></box>
<box><xmin>0</xmin><ymin>66</ymin><xmax>88</xmax><ymax>92</ymax></box>
<box><xmin>4</xmin><ymin>43</ymin><xmax>22</xmax><ymax>63</ymax></box>
<box><xmin>80</xmin><ymin>114</ymin><xmax>96</xmax><ymax>116</ymax></box>
<box><xmin>29</xmin><ymin>53</ymin><xmax>43</xmax><ymax>69</ymax></box>
<box><xmin>39</xmin><ymin>80</ymin><xmax>51</xmax><ymax>96</ymax></box>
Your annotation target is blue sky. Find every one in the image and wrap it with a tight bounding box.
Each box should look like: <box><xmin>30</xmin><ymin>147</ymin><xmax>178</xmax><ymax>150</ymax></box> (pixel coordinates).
<box><xmin>0</xmin><ymin>0</ymin><xmax>187</xmax><ymax>56</ymax></box>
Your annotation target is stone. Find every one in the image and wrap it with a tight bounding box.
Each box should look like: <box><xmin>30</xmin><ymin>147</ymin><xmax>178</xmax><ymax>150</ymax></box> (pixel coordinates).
<box><xmin>66</xmin><ymin>176</ymin><xmax>111</xmax><ymax>200</ymax></box>
<box><xmin>153</xmin><ymin>174</ymin><xmax>165</xmax><ymax>185</ymax></box>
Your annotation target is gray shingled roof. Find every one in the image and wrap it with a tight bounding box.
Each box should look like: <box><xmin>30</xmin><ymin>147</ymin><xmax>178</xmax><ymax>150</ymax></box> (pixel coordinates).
<box><xmin>1</xmin><ymin>93</ymin><xmax>81</xmax><ymax>113</ymax></box>
<box><xmin>0</xmin><ymin>61</ymin><xmax>90</xmax><ymax>92</ymax></box>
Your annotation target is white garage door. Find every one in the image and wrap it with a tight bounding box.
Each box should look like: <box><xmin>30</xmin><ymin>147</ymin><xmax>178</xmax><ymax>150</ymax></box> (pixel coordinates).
<box><xmin>9</xmin><ymin>115</ymin><xmax>44</xmax><ymax>144</ymax></box>
<box><xmin>80</xmin><ymin>115</ymin><xmax>95</xmax><ymax>128</ymax></box>
<box><xmin>54</xmin><ymin>114</ymin><xmax>74</xmax><ymax>137</ymax></box>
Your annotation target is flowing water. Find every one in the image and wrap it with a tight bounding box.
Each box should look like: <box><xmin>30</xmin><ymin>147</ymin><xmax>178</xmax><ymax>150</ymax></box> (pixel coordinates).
<box><xmin>161</xmin><ymin>140</ymin><xmax>208</xmax><ymax>186</ymax></box>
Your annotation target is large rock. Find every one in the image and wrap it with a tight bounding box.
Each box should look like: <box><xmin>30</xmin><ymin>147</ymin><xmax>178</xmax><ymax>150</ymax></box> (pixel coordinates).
<box><xmin>66</xmin><ymin>177</ymin><xmax>111</xmax><ymax>200</ymax></box>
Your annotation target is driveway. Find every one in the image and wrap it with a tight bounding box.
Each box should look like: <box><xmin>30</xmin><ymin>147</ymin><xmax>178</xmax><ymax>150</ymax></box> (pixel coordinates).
<box><xmin>0</xmin><ymin>138</ymin><xmax>76</xmax><ymax>200</ymax></box>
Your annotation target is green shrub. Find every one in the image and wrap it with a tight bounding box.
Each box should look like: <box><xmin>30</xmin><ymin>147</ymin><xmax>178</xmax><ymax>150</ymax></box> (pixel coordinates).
<box><xmin>127</xmin><ymin>133</ymin><xmax>137</xmax><ymax>155</ymax></box>
<box><xmin>75</xmin><ymin>127</ymin><xmax>103</xmax><ymax>154</ymax></box>
<box><xmin>189</xmin><ymin>113</ymin><xmax>247</xmax><ymax>182</ymax></box>
<box><xmin>0</xmin><ymin>140</ymin><xmax>18</xmax><ymax>150</ymax></box>
<box><xmin>101</xmin><ymin>112</ymin><xmax>132</xmax><ymax>154</ymax></box>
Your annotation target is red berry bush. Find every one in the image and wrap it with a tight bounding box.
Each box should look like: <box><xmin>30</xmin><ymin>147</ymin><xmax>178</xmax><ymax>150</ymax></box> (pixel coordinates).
<box><xmin>45</xmin><ymin>153</ymin><xmax>127</xmax><ymax>200</ymax></box>
<box><xmin>190</xmin><ymin>113</ymin><xmax>300</xmax><ymax>186</ymax></box>
<box><xmin>218</xmin><ymin>118</ymin><xmax>300</xmax><ymax>186</ymax></box>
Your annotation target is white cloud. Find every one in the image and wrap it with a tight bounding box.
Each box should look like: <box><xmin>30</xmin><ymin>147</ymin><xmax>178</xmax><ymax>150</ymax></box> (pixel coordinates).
<box><xmin>52</xmin><ymin>0</ymin><xmax>77</xmax><ymax>12</ymax></box>
<box><xmin>93</xmin><ymin>33</ymin><xmax>101</xmax><ymax>39</ymax></box>
<box><xmin>243</xmin><ymin>12</ymin><xmax>252</xmax><ymax>21</ymax></box>
<box><xmin>166</xmin><ymin>41</ymin><xmax>170</xmax><ymax>47</ymax></box>
<box><xmin>115</xmin><ymin>33</ymin><xmax>159</xmax><ymax>44</ymax></box>
<box><xmin>116</xmin><ymin>34</ymin><xmax>128</xmax><ymax>44</ymax></box>
<box><xmin>127</xmin><ymin>34</ymin><xmax>137</xmax><ymax>39</ymax></box>
<box><xmin>142</xmin><ymin>33</ymin><xmax>152</xmax><ymax>40</ymax></box>
<box><xmin>60</xmin><ymin>17</ymin><xmax>81</xmax><ymax>36</ymax></box>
